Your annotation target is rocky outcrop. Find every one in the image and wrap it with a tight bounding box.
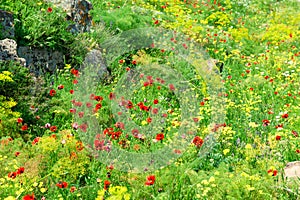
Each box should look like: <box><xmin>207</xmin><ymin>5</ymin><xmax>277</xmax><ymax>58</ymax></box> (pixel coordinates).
<box><xmin>17</xmin><ymin>46</ymin><xmax>64</xmax><ymax>75</ymax></box>
<box><xmin>0</xmin><ymin>39</ymin><xmax>26</xmax><ymax>66</ymax></box>
<box><xmin>82</xmin><ymin>49</ymin><xmax>109</xmax><ymax>80</ymax></box>
<box><xmin>67</xmin><ymin>0</ymin><xmax>94</xmax><ymax>33</ymax></box>
<box><xmin>0</xmin><ymin>10</ymin><xmax>14</xmax><ymax>39</ymax></box>
<box><xmin>0</xmin><ymin>0</ymin><xmax>95</xmax><ymax>75</ymax></box>
<box><xmin>46</xmin><ymin>0</ymin><xmax>94</xmax><ymax>33</ymax></box>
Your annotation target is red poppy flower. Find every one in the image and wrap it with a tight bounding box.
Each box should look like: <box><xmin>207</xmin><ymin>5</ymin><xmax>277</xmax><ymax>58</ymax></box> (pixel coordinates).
<box><xmin>104</xmin><ymin>180</ymin><xmax>110</xmax><ymax>190</ymax></box>
<box><xmin>78</xmin><ymin>111</ymin><xmax>84</xmax><ymax>118</ymax></box>
<box><xmin>144</xmin><ymin>82</ymin><xmax>150</xmax><ymax>87</ymax></box>
<box><xmin>112</xmin><ymin>131</ymin><xmax>122</xmax><ymax>140</ymax></box>
<box><xmin>267</xmin><ymin>169</ymin><xmax>278</xmax><ymax>176</ymax></box>
<box><xmin>145</xmin><ymin>175</ymin><xmax>156</xmax><ymax>185</ymax></box>
<box><xmin>296</xmin><ymin>149</ymin><xmax>300</xmax><ymax>153</ymax></box>
<box><xmin>119</xmin><ymin>59</ymin><xmax>124</xmax><ymax>64</ymax></box>
<box><xmin>74</xmin><ymin>101</ymin><xmax>83</xmax><ymax>107</ymax></box>
<box><xmin>47</xmin><ymin>7</ymin><xmax>52</xmax><ymax>13</ymax></box>
<box><xmin>15</xmin><ymin>151</ymin><xmax>20</xmax><ymax>157</ymax></box>
<box><xmin>49</xmin><ymin>89</ymin><xmax>56</xmax><ymax>96</ymax></box>
<box><xmin>262</xmin><ymin>119</ymin><xmax>270</xmax><ymax>126</ymax></box>
<box><xmin>73</xmin><ymin>79</ymin><xmax>78</xmax><ymax>84</ymax></box>
<box><xmin>95</xmin><ymin>103</ymin><xmax>102</xmax><ymax>110</ymax></box>
<box><xmin>58</xmin><ymin>84</ymin><xmax>64</xmax><ymax>90</ymax></box>
<box><xmin>115</xmin><ymin>122</ymin><xmax>125</xmax><ymax>129</ymax></box>
<box><xmin>70</xmin><ymin>68</ymin><xmax>79</xmax><ymax>77</ymax></box>
<box><xmin>132</xmin><ymin>60</ymin><xmax>137</xmax><ymax>65</ymax></box>
<box><xmin>17</xmin><ymin>118</ymin><xmax>23</xmax><ymax>124</ymax></box>
<box><xmin>282</xmin><ymin>113</ymin><xmax>288</xmax><ymax>118</ymax></box>
<box><xmin>70</xmin><ymin>89</ymin><xmax>74</xmax><ymax>94</ymax></box>
<box><xmin>21</xmin><ymin>125</ymin><xmax>28</xmax><ymax>131</ymax></box>
<box><xmin>56</xmin><ymin>181</ymin><xmax>68</xmax><ymax>188</ymax></box>
<box><xmin>50</xmin><ymin>126</ymin><xmax>57</xmax><ymax>132</ymax></box>
<box><xmin>292</xmin><ymin>130</ymin><xmax>298</xmax><ymax>137</ymax></box>
<box><xmin>156</xmin><ymin>133</ymin><xmax>164</xmax><ymax>141</ymax></box>
<box><xmin>192</xmin><ymin>136</ymin><xmax>203</xmax><ymax>148</ymax></box>
<box><xmin>79</xmin><ymin>124</ymin><xmax>88</xmax><ymax>132</ymax></box>
<box><xmin>152</xmin><ymin>108</ymin><xmax>159</xmax><ymax>114</ymax></box>
<box><xmin>70</xmin><ymin>108</ymin><xmax>76</xmax><ymax>113</ymax></box>
<box><xmin>153</xmin><ymin>99</ymin><xmax>159</xmax><ymax>104</ymax></box>
<box><xmin>275</xmin><ymin>124</ymin><xmax>283</xmax><ymax>130</ymax></box>
<box><xmin>109</xmin><ymin>92</ymin><xmax>116</xmax><ymax>100</ymax></box>
<box><xmin>154</xmin><ymin>20</ymin><xmax>159</xmax><ymax>25</ymax></box>
<box><xmin>86</xmin><ymin>102</ymin><xmax>92</xmax><ymax>108</ymax></box>
<box><xmin>126</xmin><ymin>100</ymin><xmax>133</xmax><ymax>109</ymax></box>
<box><xmin>275</xmin><ymin>135</ymin><xmax>281</xmax><ymax>141</ymax></box>
<box><xmin>94</xmin><ymin>139</ymin><xmax>105</xmax><ymax>150</ymax></box>
<box><xmin>17</xmin><ymin>167</ymin><xmax>25</xmax><ymax>175</ymax></box>
<box><xmin>70</xmin><ymin>186</ymin><xmax>76</xmax><ymax>193</ymax></box>
<box><xmin>147</xmin><ymin>117</ymin><xmax>152</xmax><ymax>123</ymax></box>
<box><xmin>103</xmin><ymin>127</ymin><xmax>114</xmax><ymax>135</ymax></box>
<box><xmin>8</xmin><ymin>172</ymin><xmax>17</xmax><ymax>179</ymax></box>
<box><xmin>32</xmin><ymin>137</ymin><xmax>40</xmax><ymax>145</ymax></box>
<box><xmin>169</xmin><ymin>84</ymin><xmax>175</xmax><ymax>91</ymax></box>
<box><xmin>94</xmin><ymin>96</ymin><xmax>103</xmax><ymax>101</ymax></box>
<box><xmin>141</xmin><ymin>105</ymin><xmax>150</xmax><ymax>111</ymax></box>
<box><xmin>23</xmin><ymin>193</ymin><xmax>35</xmax><ymax>200</ymax></box>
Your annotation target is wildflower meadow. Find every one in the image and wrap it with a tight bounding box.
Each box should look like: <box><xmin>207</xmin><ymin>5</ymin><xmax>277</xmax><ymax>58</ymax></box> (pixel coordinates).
<box><xmin>0</xmin><ymin>0</ymin><xmax>300</xmax><ymax>199</ymax></box>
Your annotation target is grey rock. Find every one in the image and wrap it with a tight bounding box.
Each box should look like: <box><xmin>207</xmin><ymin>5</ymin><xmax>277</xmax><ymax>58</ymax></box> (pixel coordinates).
<box><xmin>67</xmin><ymin>0</ymin><xmax>93</xmax><ymax>33</ymax></box>
<box><xmin>17</xmin><ymin>46</ymin><xmax>64</xmax><ymax>75</ymax></box>
<box><xmin>82</xmin><ymin>49</ymin><xmax>109</xmax><ymax>80</ymax></box>
<box><xmin>45</xmin><ymin>0</ymin><xmax>93</xmax><ymax>33</ymax></box>
<box><xmin>0</xmin><ymin>10</ymin><xmax>14</xmax><ymax>39</ymax></box>
<box><xmin>0</xmin><ymin>39</ymin><xmax>26</xmax><ymax>66</ymax></box>
<box><xmin>284</xmin><ymin>161</ymin><xmax>300</xmax><ymax>179</ymax></box>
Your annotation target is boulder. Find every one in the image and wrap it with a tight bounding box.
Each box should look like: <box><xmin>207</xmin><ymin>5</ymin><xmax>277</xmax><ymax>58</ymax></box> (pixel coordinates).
<box><xmin>0</xmin><ymin>10</ymin><xmax>14</xmax><ymax>39</ymax></box>
<box><xmin>67</xmin><ymin>0</ymin><xmax>94</xmax><ymax>33</ymax></box>
<box><xmin>17</xmin><ymin>46</ymin><xmax>64</xmax><ymax>75</ymax></box>
<box><xmin>46</xmin><ymin>0</ymin><xmax>94</xmax><ymax>33</ymax></box>
<box><xmin>82</xmin><ymin>49</ymin><xmax>109</xmax><ymax>80</ymax></box>
<box><xmin>284</xmin><ymin>161</ymin><xmax>300</xmax><ymax>179</ymax></box>
<box><xmin>0</xmin><ymin>39</ymin><xmax>26</xmax><ymax>66</ymax></box>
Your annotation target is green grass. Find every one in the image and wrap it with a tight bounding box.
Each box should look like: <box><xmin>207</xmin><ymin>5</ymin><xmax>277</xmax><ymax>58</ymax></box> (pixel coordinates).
<box><xmin>0</xmin><ymin>0</ymin><xmax>300</xmax><ymax>199</ymax></box>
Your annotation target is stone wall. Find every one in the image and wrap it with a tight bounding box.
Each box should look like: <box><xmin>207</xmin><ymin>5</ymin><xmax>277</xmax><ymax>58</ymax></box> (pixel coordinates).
<box><xmin>0</xmin><ymin>39</ymin><xmax>26</xmax><ymax>66</ymax></box>
<box><xmin>0</xmin><ymin>10</ymin><xmax>14</xmax><ymax>39</ymax></box>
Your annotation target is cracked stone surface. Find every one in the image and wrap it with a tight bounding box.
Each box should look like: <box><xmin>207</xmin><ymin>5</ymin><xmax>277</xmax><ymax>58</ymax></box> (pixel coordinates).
<box><xmin>0</xmin><ymin>39</ymin><xmax>26</xmax><ymax>66</ymax></box>
<box><xmin>17</xmin><ymin>46</ymin><xmax>64</xmax><ymax>75</ymax></box>
<box><xmin>0</xmin><ymin>9</ymin><xmax>14</xmax><ymax>39</ymax></box>
<box><xmin>46</xmin><ymin>0</ymin><xmax>94</xmax><ymax>33</ymax></box>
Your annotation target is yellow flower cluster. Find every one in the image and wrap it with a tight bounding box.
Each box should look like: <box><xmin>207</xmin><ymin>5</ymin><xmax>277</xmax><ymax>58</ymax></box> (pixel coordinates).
<box><xmin>0</xmin><ymin>71</ymin><xmax>13</xmax><ymax>82</ymax></box>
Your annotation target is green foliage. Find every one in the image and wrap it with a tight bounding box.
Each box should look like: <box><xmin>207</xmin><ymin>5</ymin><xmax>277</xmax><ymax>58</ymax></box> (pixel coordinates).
<box><xmin>0</xmin><ymin>0</ymin><xmax>75</xmax><ymax>51</ymax></box>
<box><xmin>0</xmin><ymin>61</ymin><xmax>50</xmax><ymax>140</ymax></box>
<box><xmin>91</xmin><ymin>4</ymin><xmax>153</xmax><ymax>32</ymax></box>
